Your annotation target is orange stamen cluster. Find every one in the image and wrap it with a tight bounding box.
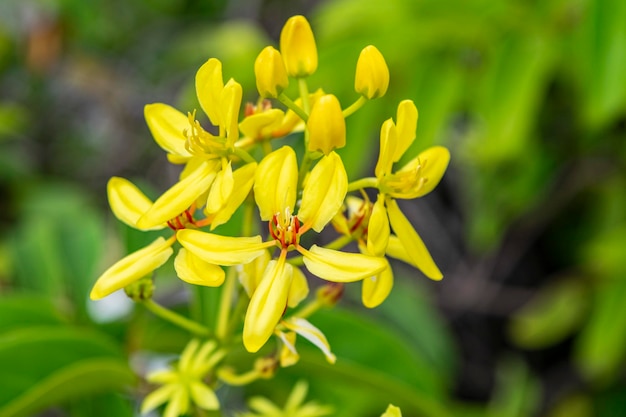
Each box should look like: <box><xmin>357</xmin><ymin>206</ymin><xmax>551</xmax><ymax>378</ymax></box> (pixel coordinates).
<box><xmin>269</xmin><ymin>211</ymin><xmax>301</xmax><ymax>249</ymax></box>
<box><xmin>167</xmin><ymin>208</ymin><xmax>197</xmax><ymax>231</ymax></box>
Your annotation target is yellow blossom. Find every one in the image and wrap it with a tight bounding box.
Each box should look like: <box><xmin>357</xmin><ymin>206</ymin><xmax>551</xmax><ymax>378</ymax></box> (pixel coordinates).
<box><xmin>255</xmin><ymin>46</ymin><xmax>289</xmax><ymax>98</ymax></box>
<box><xmin>141</xmin><ymin>339</ymin><xmax>225</xmax><ymax>417</ymax></box>
<box><xmin>280</xmin><ymin>15</ymin><xmax>318</xmax><ymax>78</ymax></box>
<box><xmin>306</xmin><ymin>94</ymin><xmax>346</xmax><ymax>155</ymax></box>
<box><xmin>381</xmin><ymin>404</ymin><xmax>402</xmax><ymax>417</ymax></box>
<box><xmin>355</xmin><ymin>45</ymin><xmax>389</xmax><ymax>99</ymax></box>
<box><xmin>239</xmin><ymin>380</ymin><xmax>333</xmax><ymax>417</ymax></box>
<box><xmin>178</xmin><ymin>146</ymin><xmax>387</xmax><ymax>352</ymax></box>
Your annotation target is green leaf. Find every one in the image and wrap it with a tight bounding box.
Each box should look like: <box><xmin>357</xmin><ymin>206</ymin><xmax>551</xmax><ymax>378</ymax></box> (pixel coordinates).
<box><xmin>575</xmin><ymin>279</ymin><xmax>626</xmax><ymax>383</ymax></box>
<box><xmin>0</xmin><ymin>358</ymin><xmax>134</xmax><ymax>417</ymax></box>
<box><xmin>0</xmin><ymin>326</ymin><xmax>131</xmax><ymax>407</ymax></box>
<box><xmin>508</xmin><ymin>279</ymin><xmax>588</xmax><ymax>349</ymax></box>
<box><xmin>0</xmin><ymin>294</ymin><xmax>66</xmax><ymax>333</ymax></box>
<box><xmin>487</xmin><ymin>357</ymin><xmax>540</xmax><ymax>417</ymax></box>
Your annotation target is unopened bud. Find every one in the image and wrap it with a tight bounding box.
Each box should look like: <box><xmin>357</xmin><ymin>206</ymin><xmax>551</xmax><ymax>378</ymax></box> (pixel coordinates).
<box><xmin>124</xmin><ymin>275</ymin><xmax>154</xmax><ymax>301</ymax></box>
<box><xmin>355</xmin><ymin>45</ymin><xmax>389</xmax><ymax>99</ymax></box>
<box><xmin>254</xmin><ymin>356</ymin><xmax>278</xmax><ymax>379</ymax></box>
<box><xmin>254</xmin><ymin>46</ymin><xmax>289</xmax><ymax>98</ymax></box>
<box><xmin>307</xmin><ymin>94</ymin><xmax>346</xmax><ymax>155</ymax></box>
<box><xmin>280</xmin><ymin>15</ymin><xmax>318</xmax><ymax>78</ymax></box>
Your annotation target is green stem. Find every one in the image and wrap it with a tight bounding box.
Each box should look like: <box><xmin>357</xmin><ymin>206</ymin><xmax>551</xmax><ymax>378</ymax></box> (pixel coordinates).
<box><xmin>278</xmin><ymin>92</ymin><xmax>308</xmax><ymax>123</ymax></box>
<box><xmin>232</xmin><ymin>147</ymin><xmax>257</xmax><ymax>164</ymax></box>
<box><xmin>224</xmin><ymin>288</ymin><xmax>249</xmax><ymax>343</ymax></box>
<box><xmin>292</xmin><ymin>299</ymin><xmax>322</xmax><ymax>320</ymax></box>
<box><xmin>297</xmin><ymin>78</ymin><xmax>311</xmax><ymax>114</ymax></box>
<box><xmin>323</xmin><ymin>235</ymin><xmax>354</xmax><ymax>251</ymax></box>
<box><xmin>215</xmin><ymin>266</ymin><xmax>237</xmax><ymax>341</ymax></box>
<box><xmin>297</xmin><ymin>151</ymin><xmax>314</xmax><ymax>194</ymax></box>
<box><xmin>142</xmin><ymin>300</ymin><xmax>211</xmax><ymax>337</ymax></box>
<box><xmin>342</xmin><ymin>96</ymin><xmax>368</xmax><ymax>118</ymax></box>
<box><xmin>347</xmin><ymin>177</ymin><xmax>378</xmax><ymax>192</ymax></box>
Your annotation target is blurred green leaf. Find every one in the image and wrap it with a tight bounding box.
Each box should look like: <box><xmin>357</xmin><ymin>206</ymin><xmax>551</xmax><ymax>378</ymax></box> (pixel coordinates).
<box><xmin>0</xmin><ymin>294</ymin><xmax>66</xmax><ymax>333</ymax></box>
<box><xmin>0</xmin><ymin>326</ymin><xmax>133</xmax><ymax>415</ymax></box>
<box><xmin>67</xmin><ymin>392</ymin><xmax>134</xmax><ymax>417</ymax></box>
<box><xmin>570</xmin><ymin>0</ymin><xmax>626</xmax><ymax>130</ymax></box>
<box><xmin>487</xmin><ymin>357</ymin><xmax>540</xmax><ymax>417</ymax></box>
<box><xmin>508</xmin><ymin>278</ymin><xmax>588</xmax><ymax>349</ymax></box>
<box><xmin>575</xmin><ymin>279</ymin><xmax>626</xmax><ymax>382</ymax></box>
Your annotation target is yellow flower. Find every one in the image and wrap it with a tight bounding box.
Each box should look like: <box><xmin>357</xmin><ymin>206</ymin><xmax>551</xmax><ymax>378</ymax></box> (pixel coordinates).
<box><xmin>141</xmin><ymin>339</ymin><xmax>225</xmax><ymax>417</ymax></box>
<box><xmin>255</xmin><ymin>46</ymin><xmax>289</xmax><ymax>98</ymax></box>
<box><xmin>178</xmin><ymin>146</ymin><xmax>387</xmax><ymax>352</ymax></box>
<box><xmin>239</xmin><ymin>380</ymin><xmax>333</xmax><ymax>417</ymax></box>
<box><xmin>307</xmin><ymin>94</ymin><xmax>346</xmax><ymax>155</ymax></box>
<box><xmin>371</xmin><ymin>100</ymin><xmax>450</xmax><ymax>280</ymax></box>
<box><xmin>381</xmin><ymin>404</ymin><xmax>402</xmax><ymax>417</ymax></box>
<box><xmin>355</xmin><ymin>45</ymin><xmax>389</xmax><ymax>99</ymax></box>
<box><xmin>280</xmin><ymin>15</ymin><xmax>318</xmax><ymax>78</ymax></box>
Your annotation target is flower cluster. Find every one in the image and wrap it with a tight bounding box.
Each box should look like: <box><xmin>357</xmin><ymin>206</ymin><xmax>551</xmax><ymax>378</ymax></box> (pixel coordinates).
<box><xmin>91</xmin><ymin>15</ymin><xmax>449</xmax><ymax>416</ymax></box>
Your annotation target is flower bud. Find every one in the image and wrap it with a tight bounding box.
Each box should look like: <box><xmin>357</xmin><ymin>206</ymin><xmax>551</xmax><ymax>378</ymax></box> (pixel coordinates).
<box><xmin>254</xmin><ymin>46</ymin><xmax>289</xmax><ymax>98</ymax></box>
<box><xmin>280</xmin><ymin>15</ymin><xmax>318</xmax><ymax>78</ymax></box>
<box><xmin>354</xmin><ymin>45</ymin><xmax>389</xmax><ymax>99</ymax></box>
<box><xmin>124</xmin><ymin>275</ymin><xmax>154</xmax><ymax>301</ymax></box>
<box><xmin>307</xmin><ymin>94</ymin><xmax>345</xmax><ymax>155</ymax></box>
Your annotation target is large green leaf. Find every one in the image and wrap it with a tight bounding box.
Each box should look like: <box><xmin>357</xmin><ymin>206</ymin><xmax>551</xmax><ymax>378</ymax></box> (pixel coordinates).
<box><xmin>0</xmin><ymin>326</ymin><xmax>132</xmax><ymax>409</ymax></box>
<box><xmin>0</xmin><ymin>294</ymin><xmax>66</xmax><ymax>333</ymax></box>
<box><xmin>508</xmin><ymin>278</ymin><xmax>588</xmax><ymax>349</ymax></box>
<box><xmin>574</xmin><ymin>279</ymin><xmax>626</xmax><ymax>382</ymax></box>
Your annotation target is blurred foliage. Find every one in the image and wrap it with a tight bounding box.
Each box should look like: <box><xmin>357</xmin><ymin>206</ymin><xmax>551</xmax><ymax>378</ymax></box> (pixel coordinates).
<box><xmin>0</xmin><ymin>0</ymin><xmax>625</xmax><ymax>416</ymax></box>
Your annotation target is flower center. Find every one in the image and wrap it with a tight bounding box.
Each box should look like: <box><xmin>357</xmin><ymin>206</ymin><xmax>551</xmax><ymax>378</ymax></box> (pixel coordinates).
<box><xmin>167</xmin><ymin>209</ymin><xmax>197</xmax><ymax>231</ymax></box>
<box><xmin>184</xmin><ymin>111</ymin><xmax>227</xmax><ymax>156</ymax></box>
<box><xmin>269</xmin><ymin>208</ymin><xmax>301</xmax><ymax>249</ymax></box>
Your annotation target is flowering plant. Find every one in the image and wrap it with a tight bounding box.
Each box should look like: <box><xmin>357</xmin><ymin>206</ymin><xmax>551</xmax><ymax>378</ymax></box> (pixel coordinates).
<box><xmin>91</xmin><ymin>15</ymin><xmax>449</xmax><ymax>416</ymax></box>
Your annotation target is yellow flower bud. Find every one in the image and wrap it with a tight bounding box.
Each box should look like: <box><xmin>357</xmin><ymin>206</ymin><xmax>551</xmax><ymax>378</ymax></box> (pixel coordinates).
<box><xmin>307</xmin><ymin>94</ymin><xmax>346</xmax><ymax>155</ymax></box>
<box><xmin>355</xmin><ymin>45</ymin><xmax>389</xmax><ymax>99</ymax></box>
<box><xmin>280</xmin><ymin>15</ymin><xmax>318</xmax><ymax>78</ymax></box>
<box><xmin>254</xmin><ymin>46</ymin><xmax>289</xmax><ymax>98</ymax></box>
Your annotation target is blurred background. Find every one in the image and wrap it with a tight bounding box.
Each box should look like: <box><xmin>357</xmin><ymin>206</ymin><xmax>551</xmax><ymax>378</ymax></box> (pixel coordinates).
<box><xmin>1</xmin><ymin>0</ymin><xmax>625</xmax><ymax>416</ymax></box>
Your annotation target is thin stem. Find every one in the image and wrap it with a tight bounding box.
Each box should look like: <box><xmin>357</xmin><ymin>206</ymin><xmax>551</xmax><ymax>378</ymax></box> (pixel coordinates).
<box><xmin>278</xmin><ymin>92</ymin><xmax>308</xmax><ymax>123</ymax></box>
<box><xmin>297</xmin><ymin>78</ymin><xmax>311</xmax><ymax>114</ymax></box>
<box><xmin>292</xmin><ymin>299</ymin><xmax>322</xmax><ymax>320</ymax></box>
<box><xmin>215</xmin><ymin>266</ymin><xmax>237</xmax><ymax>341</ymax></box>
<box><xmin>232</xmin><ymin>147</ymin><xmax>257</xmax><ymax>164</ymax></box>
<box><xmin>297</xmin><ymin>151</ymin><xmax>314</xmax><ymax>194</ymax></box>
<box><xmin>347</xmin><ymin>177</ymin><xmax>378</xmax><ymax>192</ymax></box>
<box><xmin>224</xmin><ymin>288</ymin><xmax>249</xmax><ymax>343</ymax></box>
<box><xmin>142</xmin><ymin>299</ymin><xmax>211</xmax><ymax>337</ymax></box>
<box><xmin>323</xmin><ymin>234</ymin><xmax>354</xmax><ymax>251</ymax></box>
<box><xmin>342</xmin><ymin>96</ymin><xmax>368</xmax><ymax>118</ymax></box>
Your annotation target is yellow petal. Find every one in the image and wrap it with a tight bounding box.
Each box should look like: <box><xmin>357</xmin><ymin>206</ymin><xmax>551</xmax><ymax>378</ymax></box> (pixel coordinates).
<box><xmin>174</xmin><ymin>248</ymin><xmax>225</xmax><ymax>287</ymax></box>
<box><xmin>239</xmin><ymin>109</ymin><xmax>285</xmax><ymax>140</ymax></box>
<box><xmin>354</xmin><ymin>45</ymin><xmax>389</xmax><ymax>100</ymax></box>
<box><xmin>397</xmin><ymin>146</ymin><xmax>450</xmax><ymax>198</ymax></box>
<box><xmin>210</xmin><ymin>162</ymin><xmax>257</xmax><ymax>230</ymax></box>
<box><xmin>278</xmin><ymin>331</ymin><xmax>299</xmax><ymax>367</ymax></box>
<box><xmin>280</xmin><ymin>15</ymin><xmax>318</xmax><ymax>78</ymax></box>
<box><xmin>393</xmin><ymin>100</ymin><xmax>418</xmax><ymax>162</ymax></box>
<box><xmin>287</xmin><ymin>266</ymin><xmax>309</xmax><ymax>308</ymax></box>
<box><xmin>366</xmin><ymin>194</ymin><xmax>390</xmax><ymax>257</ymax></box>
<box><xmin>141</xmin><ymin>384</ymin><xmax>177</xmax><ymax>415</ymax></box>
<box><xmin>299</xmin><ymin>151</ymin><xmax>348</xmax><ymax>232</ymax></box>
<box><xmin>385</xmin><ymin>235</ymin><xmax>415</xmax><ymax>266</ymax></box>
<box><xmin>243</xmin><ymin>257</ymin><xmax>293</xmax><ymax>352</ymax></box>
<box><xmin>90</xmin><ymin>237</ymin><xmax>174</xmax><ymax>300</ymax></box>
<box><xmin>386</xmin><ymin>199</ymin><xmax>442</xmax><ymax>280</ymax></box>
<box><xmin>306</xmin><ymin>94</ymin><xmax>346</xmax><ymax>155</ymax></box>
<box><xmin>254</xmin><ymin>146</ymin><xmax>298</xmax><ymax>221</ymax></box>
<box><xmin>374</xmin><ymin>118</ymin><xmax>398</xmax><ymax>179</ymax></box>
<box><xmin>195</xmin><ymin>58</ymin><xmax>224</xmax><ymax>127</ymax></box>
<box><xmin>206</xmin><ymin>160</ymin><xmax>234</xmax><ymax>214</ymax></box>
<box><xmin>381</xmin><ymin>404</ymin><xmax>403</xmax><ymax>417</ymax></box>
<box><xmin>238</xmin><ymin>249</ymin><xmax>270</xmax><ymax>297</ymax></box>
<box><xmin>282</xmin><ymin>317</ymin><xmax>336</xmax><ymax>364</ymax></box>
<box><xmin>144</xmin><ymin>103</ymin><xmax>193</xmax><ymax>159</ymax></box>
<box><xmin>273</xmin><ymin>89</ymin><xmax>325</xmax><ymax>137</ymax></box>
<box><xmin>136</xmin><ymin>160</ymin><xmax>218</xmax><ymax>229</ymax></box>
<box><xmin>177</xmin><ymin>229</ymin><xmax>268</xmax><ymax>266</ymax></box>
<box><xmin>362</xmin><ymin>261</ymin><xmax>393</xmax><ymax>308</ymax></box>
<box><xmin>189</xmin><ymin>381</ymin><xmax>220</xmax><ymax>410</ymax></box>
<box><xmin>107</xmin><ymin>177</ymin><xmax>164</xmax><ymax>230</ymax></box>
<box><xmin>300</xmin><ymin>245</ymin><xmax>387</xmax><ymax>282</ymax></box>
<box><xmin>164</xmin><ymin>387</ymin><xmax>189</xmax><ymax>417</ymax></box>
<box><xmin>255</xmin><ymin>46</ymin><xmax>289</xmax><ymax>98</ymax></box>
<box><xmin>220</xmin><ymin>79</ymin><xmax>242</xmax><ymax>143</ymax></box>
